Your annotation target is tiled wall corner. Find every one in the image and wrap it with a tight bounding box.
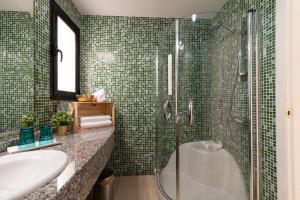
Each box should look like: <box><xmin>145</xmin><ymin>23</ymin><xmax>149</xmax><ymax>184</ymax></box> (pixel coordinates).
<box><xmin>81</xmin><ymin>16</ymin><xmax>172</xmax><ymax>175</ymax></box>
<box><xmin>211</xmin><ymin>0</ymin><xmax>277</xmax><ymax>199</ymax></box>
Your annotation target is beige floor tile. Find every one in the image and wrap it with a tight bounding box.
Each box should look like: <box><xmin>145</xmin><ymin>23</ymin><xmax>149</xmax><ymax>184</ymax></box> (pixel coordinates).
<box><xmin>118</xmin><ymin>176</ymin><xmax>143</xmax><ymax>190</ymax></box>
<box><xmin>113</xmin><ymin>176</ymin><xmax>120</xmax><ymax>194</ymax></box>
<box><xmin>114</xmin><ymin>175</ymin><xmax>159</xmax><ymax>200</ymax></box>
<box><xmin>142</xmin><ymin>176</ymin><xmax>159</xmax><ymax>200</ymax></box>
<box><xmin>143</xmin><ymin>175</ymin><xmax>156</xmax><ymax>188</ymax></box>
<box><xmin>114</xmin><ymin>190</ymin><xmax>142</xmax><ymax>200</ymax></box>
<box><xmin>143</xmin><ymin>191</ymin><xmax>160</xmax><ymax>200</ymax></box>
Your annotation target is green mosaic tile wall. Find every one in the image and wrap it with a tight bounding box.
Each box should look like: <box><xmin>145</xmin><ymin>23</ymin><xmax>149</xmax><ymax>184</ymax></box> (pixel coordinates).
<box><xmin>33</xmin><ymin>0</ymin><xmax>81</xmax><ymax>126</ymax></box>
<box><xmin>211</xmin><ymin>0</ymin><xmax>277</xmax><ymax>199</ymax></box>
<box><xmin>81</xmin><ymin>16</ymin><xmax>213</xmax><ymax>175</ymax></box>
<box><xmin>81</xmin><ymin>16</ymin><xmax>172</xmax><ymax>175</ymax></box>
<box><xmin>0</xmin><ymin>11</ymin><xmax>34</xmax><ymax>132</ymax></box>
<box><xmin>155</xmin><ymin>19</ymin><xmax>213</xmax><ymax>169</ymax></box>
<box><xmin>211</xmin><ymin>16</ymin><xmax>250</xmax><ymax>191</ymax></box>
<box><xmin>0</xmin><ymin>1</ymin><xmax>277</xmax><ymax>198</ymax></box>
<box><xmin>177</xmin><ymin>19</ymin><xmax>212</xmax><ymax>143</ymax></box>
<box><xmin>155</xmin><ymin>20</ymin><xmax>177</xmax><ymax>169</ymax></box>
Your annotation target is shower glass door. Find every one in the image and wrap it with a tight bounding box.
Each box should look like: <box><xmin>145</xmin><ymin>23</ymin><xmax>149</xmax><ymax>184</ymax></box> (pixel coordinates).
<box><xmin>176</xmin><ymin>12</ymin><xmax>257</xmax><ymax>200</ymax></box>
<box><xmin>154</xmin><ymin>20</ymin><xmax>176</xmax><ymax>200</ymax></box>
<box><xmin>177</xmin><ymin>15</ymin><xmax>218</xmax><ymax>200</ymax></box>
<box><xmin>155</xmin><ymin>11</ymin><xmax>260</xmax><ymax>200</ymax></box>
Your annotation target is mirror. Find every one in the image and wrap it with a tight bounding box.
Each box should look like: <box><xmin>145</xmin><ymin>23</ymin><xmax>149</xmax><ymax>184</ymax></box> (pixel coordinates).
<box><xmin>0</xmin><ymin>0</ymin><xmax>34</xmax><ymax>135</ymax></box>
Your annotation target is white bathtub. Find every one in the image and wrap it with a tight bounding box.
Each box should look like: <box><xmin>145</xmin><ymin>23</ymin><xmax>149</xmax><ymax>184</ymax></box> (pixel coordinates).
<box><xmin>159</xmin><ymin>141</ymin><xmax>248</xmax><ymax>200</ymax></box>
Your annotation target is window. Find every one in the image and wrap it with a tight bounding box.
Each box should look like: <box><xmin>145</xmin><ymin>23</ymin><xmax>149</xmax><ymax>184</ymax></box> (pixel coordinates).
<box><xmin>50</xmin><ymin>0</ymin><xmax>80</xmax><ymax>100</ymax></box>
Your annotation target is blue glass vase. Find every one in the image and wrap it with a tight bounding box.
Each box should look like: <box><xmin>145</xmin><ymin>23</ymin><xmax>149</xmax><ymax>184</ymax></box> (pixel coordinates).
<box><xmin>39</xmin><ymin>125</ymin><xmax>53</xmax><ymax>146</ymax></box>
<box><xmin>19</xmin><ymin>128</ymin><xmax>35</xmax><ymax>149</ymax></box>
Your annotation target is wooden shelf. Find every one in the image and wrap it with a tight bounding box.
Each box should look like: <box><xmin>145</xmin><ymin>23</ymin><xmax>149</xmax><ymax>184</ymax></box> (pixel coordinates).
<box><xmin>69</xmin><ymin>101</ymin><xmax>115</xmax><ymax>132</ymax></box>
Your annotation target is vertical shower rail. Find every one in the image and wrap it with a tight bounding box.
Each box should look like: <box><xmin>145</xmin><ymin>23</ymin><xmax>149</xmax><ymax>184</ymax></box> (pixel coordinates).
<box><xmin>153</xmin><ymin>23</ymin><xmax>174</xmax><ymax>200</ymax></box>
<box><xmin>154</xmin><ymin>44</ymin><xmax>173</xmax><ymax>200</ymax></box>
<box><xmin>154</xmin><ymin>19</ymin><xmax>181</xmax><ymax>200</ymax></box>
<box><xmin>254</xmin><ymin>9</ymin><xmax>261</xmax><ymax>200</ymax></box>
<box><xmin>247</xmin><ymin>10</ymin><xmax>254</xmax><ymax>200</ymax></box>
<box><xmin>247</xmin><ymin>9</ymin><xmax>260</xmax><ymax>200</ymax></box>
<box><xmin>175</xmin><ymin>19</ymin><xmax>180</xmax><ymax>200</ymax></box>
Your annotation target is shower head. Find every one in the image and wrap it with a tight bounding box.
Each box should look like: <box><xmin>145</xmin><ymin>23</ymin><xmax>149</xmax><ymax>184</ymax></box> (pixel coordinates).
<box><xmin>212</xmin><ymin>22</ymin><xmax>236</xmax><ymax>33</ymax></box>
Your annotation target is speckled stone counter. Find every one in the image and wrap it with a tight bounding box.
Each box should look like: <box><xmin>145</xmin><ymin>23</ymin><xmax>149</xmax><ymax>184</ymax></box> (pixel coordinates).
<box><xmin>0</xmin><ymin>131</ymin><xmax>19</xmax><ymax>152</ymax></box>
<box><xmin>20</xmin><ymin>126</ymin><xmax>115</xmax><ymax>200</ymax></box>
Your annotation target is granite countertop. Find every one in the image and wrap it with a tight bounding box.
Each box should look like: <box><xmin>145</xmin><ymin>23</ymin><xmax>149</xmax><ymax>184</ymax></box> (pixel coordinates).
<box><xmin>0</xmin><ymin>130</ymin><xmax>19</xmax><ymax>152</ymax></box>
<box><xmin>11</xmin><ymin>126</ymin><xmax>115</xmax><ymax>200</ymax></box>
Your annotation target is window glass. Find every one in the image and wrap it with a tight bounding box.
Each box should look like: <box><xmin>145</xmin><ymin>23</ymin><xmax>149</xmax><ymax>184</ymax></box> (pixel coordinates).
<box><xmin>50</xmin><ymin>0</ymin><xmax>80</xmax><ymax>100</ymax></box>
<box><xmin>57</xmin><ymin>17</ymin><xmax>76</xmax><ymax>93</ymax></box>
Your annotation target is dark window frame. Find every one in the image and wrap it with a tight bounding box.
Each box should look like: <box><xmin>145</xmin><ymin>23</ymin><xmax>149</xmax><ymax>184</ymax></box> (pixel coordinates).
<box><xmin>50</xmin><ymin>0</ymin><xmax>80</xmax><ymax>100</ymax></box>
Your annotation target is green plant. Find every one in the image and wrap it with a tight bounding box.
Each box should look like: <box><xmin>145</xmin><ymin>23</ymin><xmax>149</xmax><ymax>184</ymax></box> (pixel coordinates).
<box><xmin>20</xmin><ymin>114</ymin><xmax>35</xmax><ymax>128</ymax></box>
<box><xmin>50</xmin><ymin>111</ymin><xmax>74</xmax><ymax>126</ymax></box>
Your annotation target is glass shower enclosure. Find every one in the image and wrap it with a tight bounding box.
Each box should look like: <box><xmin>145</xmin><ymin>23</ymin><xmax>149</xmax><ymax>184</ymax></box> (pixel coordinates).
<box><xmin>154</xmin><ymin>10</ymin><xmax>260</xmax><ymax>200</ymax></box>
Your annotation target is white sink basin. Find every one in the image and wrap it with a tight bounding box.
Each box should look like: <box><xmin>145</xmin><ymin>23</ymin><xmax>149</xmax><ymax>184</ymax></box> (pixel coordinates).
<box><xmin>0</xmin><ymin>150</ymin><xmax>68</xmax><ymax>200</ymax></box>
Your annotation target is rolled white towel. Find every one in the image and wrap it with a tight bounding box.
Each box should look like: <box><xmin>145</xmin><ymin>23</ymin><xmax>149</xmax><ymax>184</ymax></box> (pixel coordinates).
<box><xmin>80</xmin><ymin>120</ymin><xmax>112</xmax><ymax>129</ymax></box>
<box><xmin>192</xmin><ymin>140</ymin><xmax>223</xmax><ymax>152</ymax></box>
<box><xmin>92</xmin><ymin>89</ymin><xmax>106</xmax><ymax>102</ymax></box>
<box><xmin>80</xmin><ymin>115</ymin><xmax>111</xmax><ymax>123</ymax></box>
<box><xmin>205</xmin><ymin>140</ymin><xmax>223</xmax><ymax>151</ymax></box>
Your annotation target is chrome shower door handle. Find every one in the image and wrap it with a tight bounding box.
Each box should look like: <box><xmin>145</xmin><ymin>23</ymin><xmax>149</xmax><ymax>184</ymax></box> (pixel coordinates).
<box><xmin>188</xmin><ymin>99</ymin><xmax>193</xmax><ymax>125</ymax></box>
<box><xmin>163</xmin><ymin>100</ymin><xmax>172</xmax><ymax>120</ymax></box>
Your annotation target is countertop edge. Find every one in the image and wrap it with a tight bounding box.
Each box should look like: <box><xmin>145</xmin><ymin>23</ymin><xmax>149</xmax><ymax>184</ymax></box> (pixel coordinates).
<box><xmin>22</xmin><ymin>127</ymin><xmax>115</xmax><ymax>200</ymax></box>
<box><xmin>55</xmin><ymin>133</ymin><xmax>115</xmax><ymax>200</ymax></box>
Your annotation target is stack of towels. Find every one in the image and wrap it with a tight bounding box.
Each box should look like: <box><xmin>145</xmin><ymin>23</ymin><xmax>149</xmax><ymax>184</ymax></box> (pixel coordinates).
<box><xmin>80</xmin><ymin>115</ymin><xmax>112</xmax><ymax>129</ymax></box>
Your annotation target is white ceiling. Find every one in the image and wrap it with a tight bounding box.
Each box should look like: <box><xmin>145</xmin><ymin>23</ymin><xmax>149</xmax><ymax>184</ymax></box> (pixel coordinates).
<box><xmin>72</xmin><ymin>0</ymin><xmax>228</xmax><ymax>18</ymax></box>
<box><xmin>0</xmin><ymin>0</ymin><xmax>33</xmax><ymax>14</ymax></box>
